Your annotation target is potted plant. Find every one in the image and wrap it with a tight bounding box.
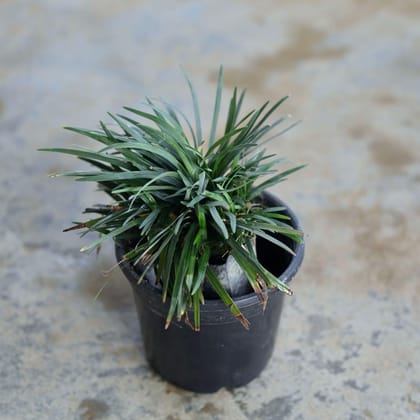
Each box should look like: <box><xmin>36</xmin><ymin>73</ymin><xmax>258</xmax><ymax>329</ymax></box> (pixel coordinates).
<box><xmin>40</xmin><ymin>66</ymin><xmax>305</xmax><ymax>393</ymax></box>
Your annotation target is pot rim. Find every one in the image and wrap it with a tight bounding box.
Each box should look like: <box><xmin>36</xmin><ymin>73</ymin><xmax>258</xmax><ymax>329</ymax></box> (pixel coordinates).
<box><xmin>116</xmin><ymin>191</ymin><xmax>304</xmax><ymax>313</ymax></box>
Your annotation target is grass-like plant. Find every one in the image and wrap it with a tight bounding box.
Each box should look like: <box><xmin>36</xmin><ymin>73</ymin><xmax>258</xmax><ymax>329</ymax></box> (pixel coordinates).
<box><xmin>41</xmin><ymin>66</ymin><xmax>304</xmax><ymax>330</ymax></box>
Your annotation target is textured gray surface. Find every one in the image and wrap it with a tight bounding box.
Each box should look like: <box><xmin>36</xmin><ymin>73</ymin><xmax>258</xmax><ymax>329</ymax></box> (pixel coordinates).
<box><xmin>1</xmin><ymin>1</ymin><xmax>420</xmax><ymax>419</ymax></box>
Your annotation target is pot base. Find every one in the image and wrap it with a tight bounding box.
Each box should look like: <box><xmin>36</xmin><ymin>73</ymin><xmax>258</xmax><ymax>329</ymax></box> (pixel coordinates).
<box><xmin>129</xmin><ymin>278</ymin><xmax>285</xmax><ymax>393</ymax></box>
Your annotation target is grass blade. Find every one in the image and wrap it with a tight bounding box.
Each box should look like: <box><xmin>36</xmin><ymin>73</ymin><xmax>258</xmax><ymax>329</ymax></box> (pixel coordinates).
<box><xmin>209</xmin><ymin>66</ymin><xmax>224</xmax><ymax>147</ymax></box>
<box><xmin>182</xmin><ymin>67</ymin><xmax>202</xmax><ymax>147</ymax></box>
<box><xmin>206</xmin><ymin>267</ymin><xmax>250</xmax><ymax>329</ymax></box>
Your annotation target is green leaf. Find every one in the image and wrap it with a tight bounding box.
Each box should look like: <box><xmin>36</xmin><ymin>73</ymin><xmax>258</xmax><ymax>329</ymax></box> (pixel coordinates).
<box><xmin>228</xmin><ymin>240</ymin><xmax>265</xmax><ymax>302</ymax></box>
<box><xmin>62</xmin><ymin>127</ymin><xmax>111</xmax><ymax>146</ymax></box>
<box><xmin>224</xmin><ymin>87</ymin><xmax>238</xmax><ymax>134</ymax></box>
<box><xmin>236</xmin><ymin>222</ymin><xmax>296</xmax><ymax>256</ymax></box>
<box><xmin>260</xmin><ymin>120</ymin><xmax>302</xmax><ymax>147</ymax></box>
<box><xmin>160</xmin><ymin>99</ymin><xmax>198</xmax><ymax>147</ymax></box>
<box><xmin>182</xmin><ymin>67</ymin><xmax>202</xmax><ymax>147</ymax></box>
<box><xmin>162</xmin><ymin>234</ymin><xmax>179</xmax><ymax>302</ymax></box>
<box><xmin>38</xmin><ymin>147</ymin><xmax>134</xmax><ymax>170</ymax></box>
<box><xmin>205</xmin><ymin>267</ymin><xmax>250</xmax><ymax>329</ymax></box>
<box><xmin>252</xmin><ymin>96</ymin><xmax>289</xmax><ymax>133</ymax></box>
<box><xmin>108</xmin><ymin>113</ymin><xmax>144</xmax><ymax>141</ymax></box>
<box><xmin>191</xmin><ymin>245</ymin><xmax>211</xmax><ymax>294</ymax></box>
<box><xmin>165</xmin><ymin>224</ymin><xmax>196</xmax><ymax>328</ymax></box>
<box><xmin>227</xmin><ymin>238</ymin><xmax>292</xmax><ymax>296</ymax></box>
<box><xmin>205</xmin><ymin>126</ymin><xmax>244</xmax><ymax>158</ymax></box>
<box><xmin>209</xmin><ymin>66</ymin><xmax>224</xmax><ymax>147</ymax></box>
<box><xmin>192</xmin><ymin>291</ymin><xmax>201</xmax><ymax>331</ymax></box>
<box><xmin>136</xmin><ymin>231</ymin><xmax>173</xmax><ymax>284</ymax></box>
<box><xmin>208</xmin><ymin>206</ymin><xmax>229</xmax><ymax>239</ymax></box>
<box><xmin>73</xmin><ymin>170</ymin><xmax>177</xmax><ymax>184</ymax></box>
<box><xmin>250</xmin><ymin>164</ymin><xmax>306</xmax><ymax>199</ymax></box>
<box><xmin>139</xmin><ymin>208</ymin><xmax>160</xmax><ymax>234</ymax></box>
<box><xmin>203</xmin><ymin>191</ymin><xmax>229</xmax><ymax>209</ymax></box>
<box><xmin>80</xmin><ymin>219</ymin><xmax>140</xmax><ymax>252</ymax></box>
<box><xmin>227</xmin><ymin>212</ymin><xmax>237</xmax><ymax>234</ymax></box>
<box><xmin>122</xmin><ymin>107</ymin><xmax>189</xmax><ymax>146</ymax></box>
<box><xmin>99</xmin><ymin>142</ymin><xmax>179</xmax><ymax>169</ymax></box>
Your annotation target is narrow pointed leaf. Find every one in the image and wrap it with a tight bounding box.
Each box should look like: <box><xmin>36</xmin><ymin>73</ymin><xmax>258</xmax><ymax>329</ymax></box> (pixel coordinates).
<box><xmin>209</xmin><ymin>66</ymin><xmax>224</xmax><ymax>146</ymax></box>
<box><xmin>182</xmin><ymin>67</ymin><xmax>202</xmax><ymax>146</ymax></box>
<box><xmin>206</xmin><ymin>267</ymin><xmax>250</xmax><ymax>329</ymax></box>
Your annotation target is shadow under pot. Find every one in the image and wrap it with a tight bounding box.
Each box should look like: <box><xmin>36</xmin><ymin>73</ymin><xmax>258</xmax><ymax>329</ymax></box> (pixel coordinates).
<box><xmin>116</xmin><ymin>191</ymin><xmax>304</xmax><ymax>393</ymax></box>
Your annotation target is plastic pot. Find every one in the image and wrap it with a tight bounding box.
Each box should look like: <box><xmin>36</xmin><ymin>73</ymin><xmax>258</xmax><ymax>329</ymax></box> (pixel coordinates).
<box><xmin>116</xmin><ymin>192</ymin><xmax>304</xmax><ymax>393</ymax></box>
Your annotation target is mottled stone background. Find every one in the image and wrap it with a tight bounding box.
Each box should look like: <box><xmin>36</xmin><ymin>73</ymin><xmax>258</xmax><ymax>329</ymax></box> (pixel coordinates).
<box><xmin>1</xmin><ymin>1</ymin><xmax>419</xmax><ymax>419</ymax></box>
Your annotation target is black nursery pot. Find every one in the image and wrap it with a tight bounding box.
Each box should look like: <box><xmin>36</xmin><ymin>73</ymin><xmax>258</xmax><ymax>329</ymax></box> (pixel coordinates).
<box><xmin>116</xmin><ymin>192</ymin><xmax>304</xmax><ymax>393</ymax></box>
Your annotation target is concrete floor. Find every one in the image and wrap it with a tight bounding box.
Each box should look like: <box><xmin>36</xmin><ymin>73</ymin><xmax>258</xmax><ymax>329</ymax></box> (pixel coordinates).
<box><xmin>1</xmin><ymin>1</ymin><xmax>419</xmax><ymax>419</ymax></box>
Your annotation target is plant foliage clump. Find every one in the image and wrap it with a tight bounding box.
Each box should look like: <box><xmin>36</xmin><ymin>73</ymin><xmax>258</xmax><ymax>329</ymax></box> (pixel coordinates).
<box><xmin>41</xmin><ymin>66</ymin><xmax>304</xmax><ymax>330</ymax></box>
